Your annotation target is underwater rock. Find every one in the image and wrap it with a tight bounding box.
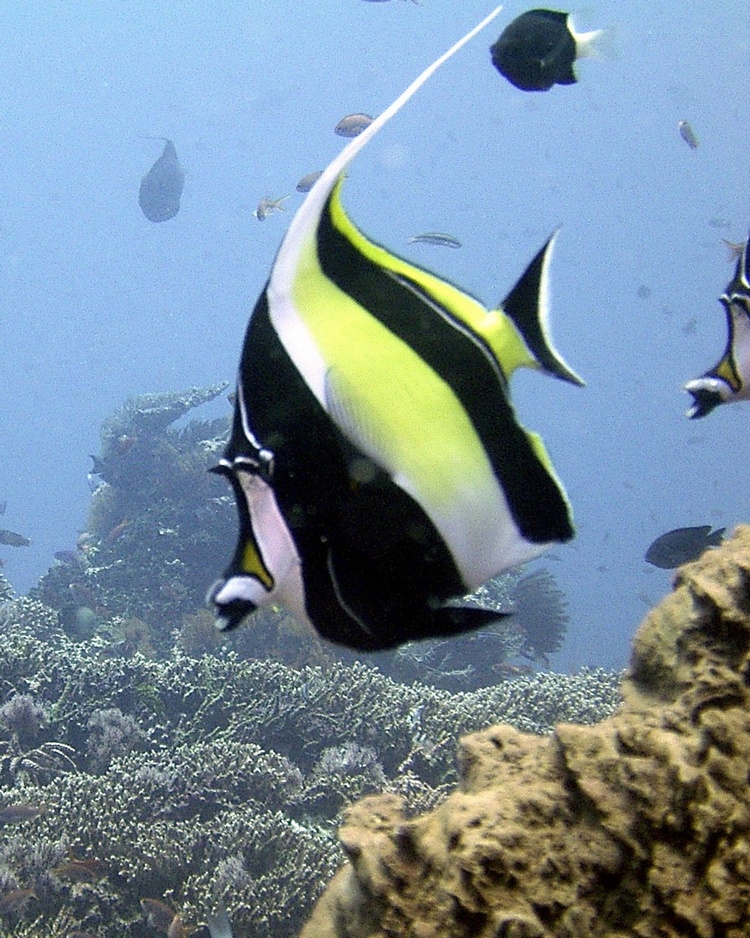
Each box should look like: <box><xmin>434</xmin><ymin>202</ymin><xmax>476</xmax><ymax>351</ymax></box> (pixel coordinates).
<box><xmin>300</xmin><ymin>525</ymin><xmax>750</xmax><ymax>937</ymax></box>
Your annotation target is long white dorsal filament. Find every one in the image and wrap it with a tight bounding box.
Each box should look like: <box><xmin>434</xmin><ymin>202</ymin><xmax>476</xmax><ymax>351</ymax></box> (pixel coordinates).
<box><xmin>271</xmin><ymin>6</ymin><xmax>503</xmax><ymax>293</ymax></box>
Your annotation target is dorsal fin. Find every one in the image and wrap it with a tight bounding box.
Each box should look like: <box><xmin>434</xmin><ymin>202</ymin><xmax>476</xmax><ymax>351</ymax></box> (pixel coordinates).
<box><xmin>500</xmin><ymin>231</ymin><xmax>584</xmax><ymax>386</ymax></box>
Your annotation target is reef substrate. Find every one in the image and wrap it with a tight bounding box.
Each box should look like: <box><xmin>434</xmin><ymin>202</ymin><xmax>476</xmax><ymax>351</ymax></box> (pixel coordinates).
<box><xmin>301</xmin><ymin>525</ymin><xmax>750</xmax><ymax>938</ymax></box>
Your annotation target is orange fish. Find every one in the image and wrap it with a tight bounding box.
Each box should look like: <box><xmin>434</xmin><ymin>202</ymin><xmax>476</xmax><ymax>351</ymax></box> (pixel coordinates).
<box><xmin>0</xmin><ymin>888</ymin><xmax>37</xmax><ymax>914</ymax></box>
<box><xmin>141</xmin><ymin>898</ymin><xmax>177</xmax><ymax>934</ymax></box>
<box><xmin>52</xmin><ymin>856</ymin><xmax>108</xmax><ymax>883</ymax></box>
<box><xmin>0</xmin><ymin>803</ymin><xmax>45</xmax><ymax>825</ymax></box>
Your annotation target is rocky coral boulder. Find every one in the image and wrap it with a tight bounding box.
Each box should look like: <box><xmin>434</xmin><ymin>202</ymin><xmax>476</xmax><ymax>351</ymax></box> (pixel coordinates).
<box><xmin>300</xmin><ymin>526</ymin><xmax>750</xmax><ymax>938</ymax></box>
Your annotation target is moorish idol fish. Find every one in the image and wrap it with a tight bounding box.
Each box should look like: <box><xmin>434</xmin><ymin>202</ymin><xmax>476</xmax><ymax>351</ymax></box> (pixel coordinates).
<box><xmin>490</xmin><ymin>9</ymin><xmax>603</xmax><ymax>92</ymax></box>
<box><xmin>139</xmin><ymin>139</ymin><xmax>184</xmax><ymax>223</ymax></box>
<box><xmin>684</xmin><ymin>233</ymin><xmax>750</xmax><ymax>418</ymax></box>
<box><xmin>209</xmin><ymin>6</ymin><xmax>585</xmax><ymax>651</ymax></box>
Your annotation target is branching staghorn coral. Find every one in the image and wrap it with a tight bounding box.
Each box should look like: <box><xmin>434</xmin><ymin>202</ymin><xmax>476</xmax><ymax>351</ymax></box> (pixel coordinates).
<box><xmin>0</xmin><ymin>596</ymin><xmax>620</xmax><ymax>937</ymax></box>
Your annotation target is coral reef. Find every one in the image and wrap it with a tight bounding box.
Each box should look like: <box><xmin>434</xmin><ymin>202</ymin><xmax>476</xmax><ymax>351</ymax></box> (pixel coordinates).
<box><xmin>27</xmin><ymin>387</ymin><xmax>565</xmax><ymax>683</ymax></box>
<box><xmin>0</xmin><ymin>384</ymin><xmax>630</xmax><ymax>936</ymax></box>
<box><xmin>300</xmin><ymin>525</ymin><xmax>750</xmax><ymax>938</ymax></box>
<box><xmin>32</xmin><ymin>384</ymin><xmax>236</xmax><ymax>649</ymax></box>
<box><xmin>0</xmin><ymin>596</ymin><xmax>619</xmax><ymax>937</ymax></box>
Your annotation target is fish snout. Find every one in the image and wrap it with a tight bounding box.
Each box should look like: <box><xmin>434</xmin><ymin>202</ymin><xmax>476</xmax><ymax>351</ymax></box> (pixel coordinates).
<box><xmin>207</xmin><ymin>577</ymin><xmax>259</xmax><ymax>631</ymax></box>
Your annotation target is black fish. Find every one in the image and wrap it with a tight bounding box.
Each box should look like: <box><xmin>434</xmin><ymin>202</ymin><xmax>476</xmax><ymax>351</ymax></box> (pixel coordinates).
<box><xmin>684</xmin><ymin>233</ymin><xmax>750</xmax><ymax>418</ymax></box>
<box><xmin>645</xmin><ymin>525</ymin><xmax>725</xmax><ymax>569</ymax></box>
<box><xmin>490</xmin><ymin>9</ymin><xmax>602</xmax><ymax>92</ymax></box>
<box><xmin>0</xmin><ymin>529</ymin><xmax>30</xmax><ymax>547</ymax></box>
<box><xmin>139</xmin><ymin>139</ymin><xmax>184</xmax><ymax>223</ymax></box>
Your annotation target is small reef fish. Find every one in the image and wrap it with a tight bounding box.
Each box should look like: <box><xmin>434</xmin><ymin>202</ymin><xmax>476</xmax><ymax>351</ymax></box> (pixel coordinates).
<box><xmin>678</xmin><ymin>119</ymin><xmax>699</xmax><ymax>150</ymax></box>
<box><xmin>54</xmin><ymin>549</ymin><xmax>80</xmax><ymax>565</ymax></box>
<box><xmin>0</xmin><ymin>529</ymin><xmax>30</xmax><ymax>547</ymax></box>
<box><xmin>52</xmin><ymin>857</ymin><xmax>108</xmax><ymax>883</ymax></box>
<box><xmin>0</xmin><ymin>803</ymin><xmax>45</xmax><ymax>825</ymax></box>
<box><xmin>209</xmin><ymin>6</ymin><xmax>584</xmax><ymax>652</ymax></box>
<box><xmin>645</xmin><ymin>525</ymin><xmax>725</xmax><ymax>569</ymax></box>
<box><xmin>253</xmin><ymin>195</ymin><xmax>289</xmax><ymax>221</ymax></box>
<box><xmin>296</xmin><ymin>171</ymin><xmax>323</xmax><ymax>193</ymax></box>
<box><xmin>334</xmin><ymin>113</ymin><xmax>374</xmax><ymax>137</ymax></box>
<box><xmin>0</xmin><ymin>888</ymin><xmax>37</xmax><ymax>914</ymax></box>
<box><xmin>139</xmin><ymin>139</ymin><xmax>184</xmax><ymax>223</ymax></box>
<box><xmin>490</xmin><ymin>9</ymin><xmax>603</xmax><ymax>91</ymax></box>
<box><xmin>684</xmin><ymin>232</ymin><xmax>750</xmax><ymax>417</ymax></box>
<box><xmin>141</xmin><ymin>898</ymin><xmax>178</xmax><ymax>934</ymax></box>
<box><xmin>407</xmin><ymin>232</ymin><xmax>462</xmax><ymax>249</ymax></box>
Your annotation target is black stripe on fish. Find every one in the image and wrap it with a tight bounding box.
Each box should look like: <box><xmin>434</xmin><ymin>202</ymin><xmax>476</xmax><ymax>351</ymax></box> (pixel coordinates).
<box><xmin>314</xmin><ymin>188</ymin><xmax>574</xmax><ymax>545</ymax></box>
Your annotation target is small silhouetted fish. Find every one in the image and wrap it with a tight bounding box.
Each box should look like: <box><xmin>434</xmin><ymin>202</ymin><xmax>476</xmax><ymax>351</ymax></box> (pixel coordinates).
<box><xmin>678</xmin><ymin>119</ymin><xmax>699</xmax><ymax>150</ymax></box>
<box><xmin>139</xmin><ymin>139</ymin><xmax>184</xmax><ymax>223</ymax></box>
<box><xmin>490</xmin><ymin>9</ymin><xmax>603</xmax><ymax>91</ymax></box>
<box><xmin>334</xmin><ymin>113</ymin><xmax>373</xmax><ymax>137</ymax></box>
<box><xmin>407</xmin><ymin>232</ymin><xmax>462</xmax><ymax>249</ymax></box>
<box><xmin>253</xmin><ymin>195</ymin><xmax>289</xmax><ymax>221</ymax></box>
<box><xmin>645</xmin><ymin>525</ymin><xmax>725</xmax><ymax>569</ymax></box>
<box><xmin>54</xmin><ymin>550</ymin><xmax>80</xmax><ymax>565</ymax></box>
<box><xmin>0</xmin><ymin>529</ymin><xmax>30</xmax><ymax>547</ymax></box>
<box><xmin>296</xmin><ymin>170</ymin><xmax>323</xmax><ymax>193</ymax></box>
<box><xmin>0</xmin><ymin>501</ymin><xmax>5</xmax><ymax>516</ymax></box>
<box><xmin>0</xmin><ymin>803</ymin><xmax>44</xmax><ymax>826</ymax></box>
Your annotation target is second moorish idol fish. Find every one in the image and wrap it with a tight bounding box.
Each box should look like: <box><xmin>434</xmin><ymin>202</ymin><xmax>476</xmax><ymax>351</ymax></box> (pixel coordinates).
<box><xmin>684</xmin><ymin>232</ymin><xmax>750</xmax><ymax>418</ymax></box>
<box><xmin>209</xmin><ymin>6</ymin><xmax>585</xmax><ymax>652</ymax></box>
<box><xmin>139</xmin><ymin>139</ymin><xmax>184</xmax><ymax>223</ymax></box>
<box><xmin>490</xmin><ymin>9</ymin><xmax>603</xmax><ymax>92</ymax></box>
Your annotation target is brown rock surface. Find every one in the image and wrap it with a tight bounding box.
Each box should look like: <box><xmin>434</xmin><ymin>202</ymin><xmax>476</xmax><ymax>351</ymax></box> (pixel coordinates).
<box><xmin>299</xmin><ymin>526</ymin><xmax>750</xmax><ymax>938</ymax></box>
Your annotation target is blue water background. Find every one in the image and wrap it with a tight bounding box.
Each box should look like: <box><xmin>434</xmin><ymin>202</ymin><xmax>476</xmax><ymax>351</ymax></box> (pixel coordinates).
<box><xmin>0</xmin><ymin>1</ymin><xmax>745</xmax><ymax>670</ymax></box>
